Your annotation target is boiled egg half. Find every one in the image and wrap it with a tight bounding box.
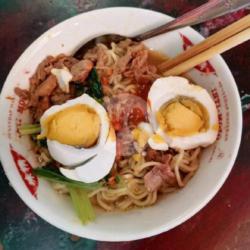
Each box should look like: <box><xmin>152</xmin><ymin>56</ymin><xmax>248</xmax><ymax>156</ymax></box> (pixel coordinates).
<box><xmin>147</xmin><ymin>76</ymin><xmax>218</xmax><ymax>150</ymax></box>
<box><xmin>38</xmin><ymin>93</ymin><xmax>116</xmax><ymax>183</ymax></box>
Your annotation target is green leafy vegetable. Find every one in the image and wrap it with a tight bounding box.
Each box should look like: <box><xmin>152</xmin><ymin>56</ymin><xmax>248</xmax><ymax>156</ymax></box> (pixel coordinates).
<box><xmin>104</xmin><ymin>174</ymin><xmax>110</xmax><ymax>182</ymax></box>
<box><xmin>103</xmin><ymin>174</ymin><xmax>123</xmax><ymax>188</ymax></box>
<box><xmin>74</xmin><ymin>84</ymin><xmax>87</xmax><ymax>97</ymax></box>
<box><xmin>37</xmin><ymin>138</ymin><xmax>47</xmax><ymax>148</ymax></box>
<box><xmin>68</xmin><ymin>187</ymin><xmax>95</xmax><ymax>224</ymax></box>
<box><xmin>115</xmin><ymin>175</ymin><xmax>121</xmax><ymax>184</ymax></box>
<box><xmin>87</xmin><ymin>68</ymin><xmax>103</xmax><ymax>103</ymax></box>
<box><xmin>33</xmin><ymin>168</ymin><xmax>101</xmax><ymax>190</ymax></box>
<box><xmin>19</xmin><ymin>124</ymin><xmax>41</xmax><ymax>135</ymax></box>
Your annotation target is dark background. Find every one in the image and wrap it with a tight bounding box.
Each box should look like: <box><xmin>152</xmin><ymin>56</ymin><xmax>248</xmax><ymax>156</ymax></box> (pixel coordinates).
<box><xmin>0</xmin><ymin>1</ymin><xmax>250</xmax><ymax>249</ymax></box>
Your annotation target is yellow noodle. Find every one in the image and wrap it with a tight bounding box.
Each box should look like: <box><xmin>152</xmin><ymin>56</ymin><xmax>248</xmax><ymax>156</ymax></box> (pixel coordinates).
<box><xmin>131</xmin><ymin>191</ymin><xmax>157</xmax><ymax>206</ymax></box>
<box><xmin>101</xmin><ymin>188</ymin><xmax>127</xmax><ymax>201</ymax></box>
<box><xmin>116</xmin><ymin>197</ymin><xmax>133</xmax><ymax>210</ymax></box>
<box><xmin>174</xmin><ymin>150</ymin><xmax>185</xmax><ymax>187</ymax></box>
<box><xmin>183</xmin><ymin>171</ymin><xmax>195</xmax><ymax>186</ymax></box>
<box><xmin>51</xmin><ymin>183</ymin><xmax>69</xmax><ymax>195</ymax></box>
<box><xmin>133</xmin><ymin>161</ymin><xmax>161</xmax><ymax>174</ymax></box>
<box><xmin>96</xmin><ymin>192</ymin><xmax>113</xmax><ymax>211</ymax></box>
<box><xmin>190</xmin><ymin>147</ymin><xmax>201</xmax><ymax>161</ymax></box>
<box><xmin>88</xmin><ymin>187</ymin><xmax>107</xmax><ymax>198</ymax></box>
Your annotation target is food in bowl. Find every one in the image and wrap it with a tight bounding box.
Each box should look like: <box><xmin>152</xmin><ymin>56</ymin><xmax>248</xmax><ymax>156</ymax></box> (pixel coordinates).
<box><xmin>15</xmin><ymin>39</ymin><xmax>218</xmax><ymax>223</ymax></box>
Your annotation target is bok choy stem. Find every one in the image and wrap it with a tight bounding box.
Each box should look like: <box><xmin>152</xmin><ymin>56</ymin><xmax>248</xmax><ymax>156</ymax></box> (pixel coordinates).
<box><xmin>68</xmin><ymin>187</ymin><xmax>95</xmax><ymax>224</ymax></box>
<box><xmin>19</xmin><ymin>124</ymin><xmax>41</xmax><ymax>135</ymax></box>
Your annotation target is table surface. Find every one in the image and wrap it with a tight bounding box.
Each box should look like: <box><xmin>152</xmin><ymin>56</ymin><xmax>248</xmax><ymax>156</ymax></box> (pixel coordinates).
<box><xmin>0</xmin><ymin>1</ymin><xmax>250</xmax><ymax>249</ymax></box>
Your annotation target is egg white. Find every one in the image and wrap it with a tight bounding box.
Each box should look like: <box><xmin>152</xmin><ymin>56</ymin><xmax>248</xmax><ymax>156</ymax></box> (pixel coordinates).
<box><xmin>148</xmin><ymin>134</ymin><xmax>169</xmax><ymax>151</ymax></box>
<box><xmin>60</xmin><ymin>127</ymin><xmax>116</xmax><ymax>183</ymax></box>
<box><xmin>147</xmin><ymin>76</ymin><xmax>218</xmax><ymax>150</ymax></box>
<box><xmin>137</xmin><ymin>122</ymin><xmax>169</xmax><ymax>151</ymax></box>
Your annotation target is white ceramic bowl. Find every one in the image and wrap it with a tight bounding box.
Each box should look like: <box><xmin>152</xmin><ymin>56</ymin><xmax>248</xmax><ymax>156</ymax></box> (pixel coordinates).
<box><xmin>0</xmin><ymin>7</ymin><xmax>242</xmax><ymax>241</ymax></box>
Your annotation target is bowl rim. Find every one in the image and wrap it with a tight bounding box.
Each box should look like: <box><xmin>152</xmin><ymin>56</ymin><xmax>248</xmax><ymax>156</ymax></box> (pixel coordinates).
<box><xmin>0</xmin><ymin>7</ymin><xmax>243</xmax><ymax>241</ymax></box>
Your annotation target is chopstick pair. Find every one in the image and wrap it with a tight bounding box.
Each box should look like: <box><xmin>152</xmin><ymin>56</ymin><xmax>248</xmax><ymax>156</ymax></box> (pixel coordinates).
<box><xmin>159</xmin><ymin>14</ymin><xmax>250</xmax><ymax>76</ymax></box>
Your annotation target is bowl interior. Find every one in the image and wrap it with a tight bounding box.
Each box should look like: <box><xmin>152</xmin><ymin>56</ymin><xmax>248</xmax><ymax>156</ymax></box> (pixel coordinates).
<box><xmin>0</xmin><ymin>7</ymin><xmax>242</xmax><ymax>241</ymax></box>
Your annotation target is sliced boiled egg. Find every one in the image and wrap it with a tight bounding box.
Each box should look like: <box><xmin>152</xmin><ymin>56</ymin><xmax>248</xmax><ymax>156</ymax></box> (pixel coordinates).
<box><xmin>38</xmin><ymin>93</ymin><xmax>116</xmax><ymax>183</ymax></box>
<box><xmin>147</xmin><ymin>76</ymin><xmax>218</xmax><ymax>150</ymax></box>
<box><xmin>132</xmin><ymin>122</ymin><xmax>153</xmax><ymax>148</ymax></box>
<box><xmin>148</xmin><ymin>134</ymin><xmax>169</xmax><ymax>151</ymax></box>
<box><xmin>51</xmin><ymin>67</ymin><xmax>73</xmax><ymax>93</ymax></box>
<box><xmin>138</xmin><ymin>122</ymin><xmax>153</xmax><ymax>135</ymax></box>
<box><xmin>132</xmin><ymin>122</ymin><xmax>169</xmax><ymax>151</ymax></box>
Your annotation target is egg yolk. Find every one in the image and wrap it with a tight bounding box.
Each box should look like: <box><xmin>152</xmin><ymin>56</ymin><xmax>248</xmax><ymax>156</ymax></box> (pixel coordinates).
<box><xmin>132</xmin><ymin>128</ymin><xmax>150</xmax><ymax>148</ymax></box>
<box><xmin>150</xmin><ymin>134</ymin><xmax>165</xmax><ymax>143</ymax></box>
<box><xmin>157</xmin><ymin>97</ymin><xmax>208</xmax><ymax>137</ymax></box>
<box><xmin>41</xmin><ymin>104</ymin><xmax>100</xmax><ymax>147</ymax></box>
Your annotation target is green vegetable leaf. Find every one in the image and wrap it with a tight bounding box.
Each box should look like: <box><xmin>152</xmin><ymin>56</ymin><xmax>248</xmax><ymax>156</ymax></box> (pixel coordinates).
<box><xmin>33</xmin><ymin>168</ymin><xmax>101</xmax><ymax>190</ymax></box>
<box><xmin>37</xmin><ymin>138</ymin><xmax>47</xmax><ymax>148</ymax></box>
<box><xmin>31</xmin><ymin>136</ymin><xmax>47</xmax><ymax>148</ymax></box>
<box><xmin>104</xmin><ymin>174</ymin><xmax>110</xmax><ymax>182</ymax></box>
<box><xmin>87</xmin><ymin>68</ymin><xmax>103</xmax><ymax>101</ymax></box>
<box><xmin>115</xmin><ymin>175</ymin><xmax>121</xmax><ymax>184</ymax></box>
<box><xmin>19</xmin><ymin>124</ymin><xmax>41</xmax><ymax>135</ymax></box>
<box><xmin>68</xmin><ymin>187</ymin><xmax>95</xmax><ymax>224</ymax></box>
<box><xmin>74</xmin><ymin>84</ymin><xmax>87</xmax><ymax>97</ymax></box>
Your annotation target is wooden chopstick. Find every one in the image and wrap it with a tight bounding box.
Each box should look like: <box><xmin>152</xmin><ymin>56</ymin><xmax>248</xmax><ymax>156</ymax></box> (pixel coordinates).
<box><xmin>163</xmin><ymin>27</ymin><xmax>250</xmax><ymax>76</ymax></box>
<box><xmin>159</xmin><ymin>14</ymin><xmax>250</xmax><ymax>75</ymax></box>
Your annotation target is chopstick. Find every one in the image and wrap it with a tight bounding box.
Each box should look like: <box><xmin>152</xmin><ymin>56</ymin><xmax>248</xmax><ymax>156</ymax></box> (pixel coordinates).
<box><xmin>159</xmin><ymin>15</ymin><xmax>250</xmax><ymax>76</ymax></box>
<box><xmin>163</xmin><ymin>28</ymin><xmax>250</xmax><ymax>76</ymax></box>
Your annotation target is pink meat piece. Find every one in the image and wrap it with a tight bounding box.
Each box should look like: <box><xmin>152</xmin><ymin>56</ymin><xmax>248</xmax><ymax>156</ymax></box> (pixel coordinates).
<box><xmin>144</xmin><ymin>155</ymin><xmax>176</xmax><ymax>192</ymax></box>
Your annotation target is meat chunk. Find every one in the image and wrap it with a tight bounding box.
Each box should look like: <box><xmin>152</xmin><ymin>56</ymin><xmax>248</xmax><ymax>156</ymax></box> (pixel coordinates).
<box><xmin>34</xmin><ymin>75</ymin><xmax>57</xmax><ymax>97</ymax></box>
<box><xmin>144</xmin><ymin>155</ymin><xmax>176</xmax><ymax>192</ymax></box>
<box><xmin>144</xmin><ymin>169</ymin><xmax>163</xmax><ymax>192</ymax></box>
<box><xmin>115</xmin><ymin>53</ymin><xmax>132</xmax><ymax>73</ymax></box>
<box><xmin>33</xmin><ymin>96</ymin><xmax>50</xmax><ymax>121</ymax></box>
<box><xmin>71</xmin><ymin>59</ymin><xmax>93</xmax><ymax>82</ymax></box>
<box><xmin>53</xmin><ymin>54</ymin><xmax>79</xmax><ymax>69</ymax></box>
<box><xmin>14</xmin><ymin>87</ymin><xmax>30</xmax><ymax>100</ymax></box>
<box><xmin>145</xmin><ymin>148</ymin><xmax>160</xmax><ymax>162</ymax></box>
<box><xmin>50</xmin><ymin>87</ymin><xmax>71</xmax><ymax>105</ymax></box>
<box><xmin>114</xmin><ymin>44</ymin><xmax>145</xmax><ymax>75</ymax></box>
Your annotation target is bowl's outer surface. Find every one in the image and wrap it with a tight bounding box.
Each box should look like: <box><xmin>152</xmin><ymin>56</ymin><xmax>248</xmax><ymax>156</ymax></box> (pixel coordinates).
<box><xmin>0</xmin><ymin>7</ymin><xmax>242</xmax><ymax>241</ymax></box>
